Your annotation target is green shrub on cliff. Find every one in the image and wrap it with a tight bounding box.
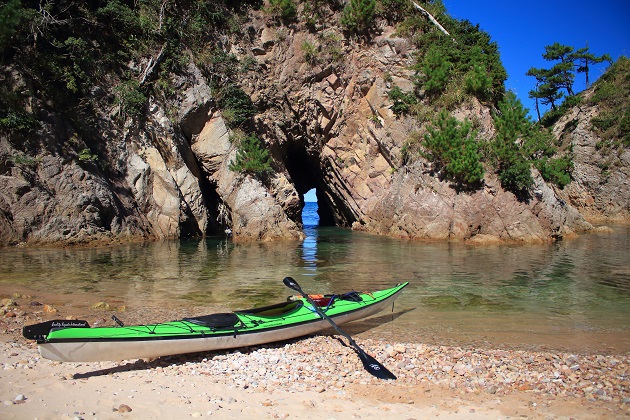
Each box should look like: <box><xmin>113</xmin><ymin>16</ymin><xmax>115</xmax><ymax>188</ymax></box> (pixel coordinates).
<box><xmin>229</xmin><ymin>134</ymin><xmax>273</xmax><ymax>177</ymax></box>
<box><xmin>267</xmin><ymin>0</ymin><xmax>297</xmax><ymax>22</ymax></box>
<box><xmin>340</xmin><ymin>0</ymin><xmax>377</xmax><ymax>34</ymax></box>
<box><xmin>464</xmin><ymin>54</ymin><xmax>494</xmax><ymax>101</ymax></box>
<box><xmin>301</xmin><ymin>41</ymin><xmax>318</xmax><ymax>65</ymax></box>
<box><xmin>388</xmin><ymin>86</ymin><xmax>417</xmax><ymax>116</ymax></box>
<box><xmin>536</xmin><ymin>156</ymin><xmax>572</xmax><ymax>188</ymax></box>
<box><xmin>420</xmin><ymin>46</ymin><xmax>451</xmax><ymax>96</ymax></box>
<box><xmin>0</xmin><ymin>109</ymin><xmax>39</xmax><ymax>134</ymax></box>
<box><xmin>489</xmin><ymin>92</ymin><xmax>573</xmax><ymax>192</ymax></box>
<box><xmin>114</xmin><ymin>80</ymin><xmax>147</xmax><ymax>120</ymax></box>
<box><xmin>588</xmin><ymin>57</ymin><xmax>630</xmax><ymax>148</ymax></box>
<box><xmin>409</xmin><ymin>12</ymin><xmax>506</xmax><ymax>106</ymax></box>
<box><xmin>422</xmin><ymin>111</ymin><xmax>484</xmax><ymax>187</ymax></box>
<box><xmin>217</xmin><ymin>85</ymin><xmax>256</xmax><ymax>129</ymax></box>
<box><xmin>489</xmin><ymin>92</ymin><xmax>535</xmax><ymax>192</ymax></box>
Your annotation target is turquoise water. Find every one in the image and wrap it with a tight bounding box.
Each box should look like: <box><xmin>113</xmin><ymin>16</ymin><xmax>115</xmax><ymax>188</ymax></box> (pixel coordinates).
<box><xmin>1</xmin><ymin>202</ymin><xmax>628</xmax><ymax>353</ymax></box>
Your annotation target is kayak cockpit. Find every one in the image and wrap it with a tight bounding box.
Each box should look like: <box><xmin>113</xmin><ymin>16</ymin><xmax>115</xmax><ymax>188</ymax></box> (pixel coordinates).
<box><xmin>183</xmin><ymin>312</ymin><xmax>241</xmax><ymax>328</ymax></box>
<box><xmin>236</xmin><ymin>300</ymin><xmax>303</xmax><ymax>317</ymax></box>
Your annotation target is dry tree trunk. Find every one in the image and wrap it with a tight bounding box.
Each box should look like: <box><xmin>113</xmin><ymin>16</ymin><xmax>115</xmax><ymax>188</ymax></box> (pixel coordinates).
<box><xmin>139</xmin><ymin>44</ymin><xmax>167</xmax><ymax>87</ymax></box>
<box><xmin>411</xmin><ymin>1</ymin><xmax>452</xmax><ymax>38</ymax></box>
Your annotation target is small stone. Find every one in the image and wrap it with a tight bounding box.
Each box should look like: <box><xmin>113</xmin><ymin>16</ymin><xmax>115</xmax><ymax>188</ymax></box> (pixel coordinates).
<box><xmin>1</xmin><ymin>298</ymin><xmax>15</xmax><ymax>307</ymax></box>
<box><xmin>92</xmin><ymin>302</ymin><xmax>110</xmax><ymax>310</ymax></box>
<box><xmin>43</xmin><ymin>304</ymin><xmax>57</xmax><ymax>314</ymax></box>
<box><xmin>117</xmin><ymin>404</ymin><xmax>132</xmax><ymax>412</ymax></box>
<box><xmin>393</xmin><ymin>344</ymin><xmax>406</xmax><ymax>354</ymax></box>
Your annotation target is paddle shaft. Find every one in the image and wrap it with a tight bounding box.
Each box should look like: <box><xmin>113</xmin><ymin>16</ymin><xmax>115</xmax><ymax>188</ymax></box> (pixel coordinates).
<box><xmin>298</xmin><ymin>290</ymin><xmax>361</xmax><ymax>348</ymax></box>
<box><xmin>283</xmin><ymin>277</ymin><xmax>396</xmax><ymax>380</ymax></box>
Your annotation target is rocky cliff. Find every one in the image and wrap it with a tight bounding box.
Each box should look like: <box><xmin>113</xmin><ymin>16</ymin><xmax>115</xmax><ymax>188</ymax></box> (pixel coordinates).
<box><xmin>0</xmin><ymin>3</ymin><xmax>625</xmax><ymax>247</ymax></box>
<box><xmin>552</xmin><ymin>91</ymin><xmax>630</xmax><ymax>222</ymax></box>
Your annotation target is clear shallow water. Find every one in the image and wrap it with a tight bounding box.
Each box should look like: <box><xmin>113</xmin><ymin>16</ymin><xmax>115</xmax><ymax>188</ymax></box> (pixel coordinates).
<box><xmin>1</xmin><ymin>202</ymin><xmax>629</xmax><ymax>353</ymax></box>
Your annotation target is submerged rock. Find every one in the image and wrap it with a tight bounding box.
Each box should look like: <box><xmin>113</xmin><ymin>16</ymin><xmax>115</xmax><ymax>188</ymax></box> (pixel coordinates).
<box><xmin>423</xmin><ymin>296</ymin><xmax>462</xmax><ymax>308</ymax></box>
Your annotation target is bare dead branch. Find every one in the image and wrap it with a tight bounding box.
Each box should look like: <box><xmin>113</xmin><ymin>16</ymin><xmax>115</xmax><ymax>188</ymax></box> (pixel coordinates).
<box><xmin>411</xmin><ymin>1</ymin><xmax>453</xmax><ymax>39</ymax></box>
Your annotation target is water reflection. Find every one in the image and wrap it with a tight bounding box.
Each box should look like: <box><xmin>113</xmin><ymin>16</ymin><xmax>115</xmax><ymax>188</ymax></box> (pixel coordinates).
<box><xmin>300</xmin><ymin>201</ymin><xmax>320</xmax><ymax>275</ymax></box>
<box><xmin>0</xmin><ymin>224</ymin><xmax>628</xmax><ymax>352</ymax></box>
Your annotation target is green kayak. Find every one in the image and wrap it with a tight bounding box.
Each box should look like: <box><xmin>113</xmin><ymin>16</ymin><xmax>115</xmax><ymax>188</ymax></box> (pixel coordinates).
<box><xmin>23</xmin><ymin>281</ymin><xmax>408</xmax><ymax>362</ymax></box>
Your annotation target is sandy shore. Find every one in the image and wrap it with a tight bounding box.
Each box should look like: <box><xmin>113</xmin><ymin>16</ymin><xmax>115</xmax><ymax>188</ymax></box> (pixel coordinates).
<box><xmin>1</xmin><ymin>289</ymin><xmax>629</xmax><ymax>419</ymax></box>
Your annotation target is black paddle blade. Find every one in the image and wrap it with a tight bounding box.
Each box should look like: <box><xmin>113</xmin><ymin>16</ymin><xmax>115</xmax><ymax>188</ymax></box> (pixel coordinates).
<box><xmin>283</xmin><ymin>276</ymin><xmax>301</xmax><ymax>293</ymax></box>
<box><xmin>356</xmin><ymin>349</ymin><xmax>397</xmax><ymax>380</ymax></box>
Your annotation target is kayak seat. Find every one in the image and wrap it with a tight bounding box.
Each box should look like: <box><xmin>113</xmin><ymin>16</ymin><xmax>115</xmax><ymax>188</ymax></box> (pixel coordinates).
<box><xmin>184</xmin><ymin>313</ymin><xmax>240</xmax><ymax>329</ymax></box>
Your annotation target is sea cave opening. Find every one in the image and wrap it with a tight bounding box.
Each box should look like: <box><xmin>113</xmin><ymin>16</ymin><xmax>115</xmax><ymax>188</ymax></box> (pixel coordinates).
<box><xmin>303</xmin><ymin>189</ymin><xmax>319</xmax><ymax>227</ymax></box>
<box><xmin>283</xmin><ymin>145</ymin><xmax>338</xmax><ymax>228</ymax></box>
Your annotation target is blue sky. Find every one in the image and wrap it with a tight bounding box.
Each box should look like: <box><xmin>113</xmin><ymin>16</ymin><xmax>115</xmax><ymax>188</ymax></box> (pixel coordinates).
<box><xmin>443</xmin><ymin>1</ymin><xmax>629</xmax><ymax>118</ymax></box>
<box><xmin>304</xmin><ymin>189</ymin><xmax>317</xmax><ymax>202</ymax></box>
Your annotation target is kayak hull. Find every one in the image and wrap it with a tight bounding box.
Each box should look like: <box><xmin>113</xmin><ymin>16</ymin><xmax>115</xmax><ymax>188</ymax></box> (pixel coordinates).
<box><xmin>36</xmin><ymin>283</ymin><xmax>407</xmax><ymax>362</ymax></box>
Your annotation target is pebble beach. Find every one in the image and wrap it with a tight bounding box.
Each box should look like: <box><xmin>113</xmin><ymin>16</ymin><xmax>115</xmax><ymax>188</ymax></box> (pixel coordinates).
<box><xmin>1</xmin><ymin>289</ymin><xmax>629</xmax><ymax>419</ymax></box>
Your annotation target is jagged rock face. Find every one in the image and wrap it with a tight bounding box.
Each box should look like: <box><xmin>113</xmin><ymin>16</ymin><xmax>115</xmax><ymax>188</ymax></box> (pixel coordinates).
<box><xmin>356</xmin><ymin>166</ymin><xmax>591</xmax><ymax>243</ymax></box>
<box><xmin>0</xmin><ymin>57</ymin><xmax>304</xmax><ymax>246</ymax></box>
<box><xmin>552</xmin><ymin>92</ymin><xmax>630</xmax><ymax>221</ymax></box>
<box><xmin>2</xmin><ymin>9</ymin><xmax>624</xmax><ymax>247</ymax></box>
<box><xmin>236</xmin><ymin>16</ymin><xmax>593</xmax><ymax>243</ymax></box>
<box><xmin>0</xmin><ymin>149</ymin><xmax>150</xmax><ymax>246</ymax></box>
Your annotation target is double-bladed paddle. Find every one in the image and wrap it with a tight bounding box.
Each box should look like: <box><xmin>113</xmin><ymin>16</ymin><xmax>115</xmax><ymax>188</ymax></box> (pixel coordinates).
<box><xmin>283</xmin><ymin>276</ymin><xmax>396</xmax><ymax>380</ymax></box>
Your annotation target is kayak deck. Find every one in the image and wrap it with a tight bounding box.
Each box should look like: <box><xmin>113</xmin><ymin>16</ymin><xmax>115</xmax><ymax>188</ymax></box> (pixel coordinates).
<box><xmin>26</xmin><ymin>282</ymin><xmax>408</xmax><ymax>362</ymax></box>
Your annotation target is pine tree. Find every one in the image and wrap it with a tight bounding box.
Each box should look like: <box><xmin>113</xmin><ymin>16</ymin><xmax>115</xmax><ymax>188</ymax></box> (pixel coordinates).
<box><xmin>423</xmin><ymin>111</ymin><xmax>484</xmax><ymax>187</ymax></box>
<box><xmin>490</xmin><ymin>92</ymin><xmax>534</xmax><ymax>192</ymax></box>
<box><xmin>542</xmin><ymin>43</ymin><xmax>576</xmax><ymax>96</ymax></box>
<box><xmin>527</xmin><ymin>42</ymin><xmax>612</xmax><ymax>123</ymax></box>
<box><xmin>526</xmin><ymin>43</ymin><xmax>576</xmax><ymax>120</ymax></box>
<box><xmin>571</xmin><ymin>43</ymin><xmax>612</xmax><ymax>88</ymax></box>
<box><xmin>421</xmin><ymin>46</ymin><xmax>451</xmax><ymax>95</ymax></box>
<box><xmin>526</xmin><ymin>67</ymin><xmax>565</xmax><ymax>113</ymax></box>
<box><xmin>229</xmin><ymin>134</ymin><xmax>273</xmax><ymax>177</ymax></box>
<box><xmin>340</xmin><ymin>0</ymin><xmax>376</xmax><ymax>34</ymax></box>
